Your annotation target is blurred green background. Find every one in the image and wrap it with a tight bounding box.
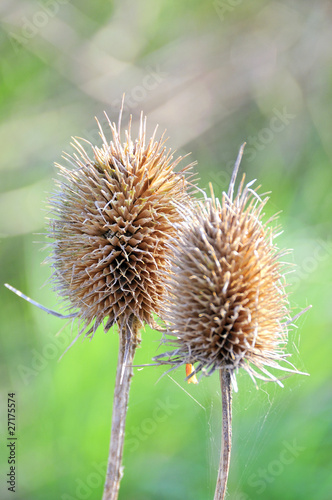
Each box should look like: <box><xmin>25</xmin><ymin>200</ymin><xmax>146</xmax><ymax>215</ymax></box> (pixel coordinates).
<box><xmin>1</xmin><ymin>1</ymin><xmax>331</xmax><ymax>499</ymax></box>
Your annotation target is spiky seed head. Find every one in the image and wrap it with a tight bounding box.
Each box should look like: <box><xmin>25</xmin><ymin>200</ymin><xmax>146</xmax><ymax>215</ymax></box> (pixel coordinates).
<box><xmin>155</xmin><ymin>164</ymin><xmax>303</xmax><ymax>389</ymax></box>
<box><xmin>47</xmin><ymin>113</ymin><xmax>193</xmax><ymax>339</ymax></box>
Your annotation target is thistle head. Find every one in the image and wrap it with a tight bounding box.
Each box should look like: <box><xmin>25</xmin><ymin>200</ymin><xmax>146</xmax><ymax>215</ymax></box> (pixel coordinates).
<box><xmin>47</xmin><ymin>113</ymin><xmax>193</xmax><ymax>340</ymax></box>
<box><xmin>155</xmin><ymin>147</ymin><xmax>307</xmax><ymax>389</ymax></box>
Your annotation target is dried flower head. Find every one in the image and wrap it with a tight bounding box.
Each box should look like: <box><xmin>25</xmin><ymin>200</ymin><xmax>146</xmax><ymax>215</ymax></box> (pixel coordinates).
<box><xmin>47</xmin><ymin>113</ymin><xmax>192</xmax><ymax>339</ymax></box>
<box><xmin>155</xmin><ymin>146</ymin><xmax>306</xmax><ymax>390</ymax></box>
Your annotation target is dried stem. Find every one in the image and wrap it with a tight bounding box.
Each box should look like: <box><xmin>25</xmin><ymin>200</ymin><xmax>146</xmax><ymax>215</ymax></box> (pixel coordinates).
<box><xmin>214</xmin><ymin>369</ymin><xmax>232</xmax><ymax>500</ymax></box>
<box><xmin>102</xmin><ymin>316</ymin><xmax>139</xmax><ymax>500</ymax></box>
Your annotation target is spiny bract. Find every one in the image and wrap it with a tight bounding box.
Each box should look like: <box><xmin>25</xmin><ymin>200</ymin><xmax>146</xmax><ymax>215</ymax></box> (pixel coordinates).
<box><xmin>155</xmin><ymin>172</ymin><xmax>300</xmax><ymax>389</ymax></box>
<box><xmin>47</xmin><ymin>114</ymin><xmax>192</xmax><ymax>339</ymax></box>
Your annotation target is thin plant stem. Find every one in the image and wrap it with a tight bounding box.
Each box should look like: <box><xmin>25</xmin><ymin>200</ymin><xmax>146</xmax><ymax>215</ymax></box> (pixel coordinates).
<box><xmin>102</xmin><ymin>316</ymin><xmax>139</xmax><ymax>500</ymax></box>
<box><xmin>214</xmin><ymin>369</ymin><xmax>232</xmax><ymax>500</ymax></box>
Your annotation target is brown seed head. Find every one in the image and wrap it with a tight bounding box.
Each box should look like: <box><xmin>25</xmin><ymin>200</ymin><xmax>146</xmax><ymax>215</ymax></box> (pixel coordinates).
<box><xmin>155</xmin><ymin>160</ymin><xmax>302</xmax><ymax>388</ymax></box>
<box><xmin>47</xmin><ymin>114</ymin><xmax>193</xmax><ymax>338</ymax></box>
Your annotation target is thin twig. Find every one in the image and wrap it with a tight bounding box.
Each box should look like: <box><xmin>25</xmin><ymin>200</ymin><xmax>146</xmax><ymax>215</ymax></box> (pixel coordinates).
<box><xmin>214</xmin><ymin>369</ymin><xmax>232</xmax><ymax>500</ymax></box>
<box><xmin>102</xmin><ymin>316</ymin><xmax>139</xmax><ymax>500</ymax></box>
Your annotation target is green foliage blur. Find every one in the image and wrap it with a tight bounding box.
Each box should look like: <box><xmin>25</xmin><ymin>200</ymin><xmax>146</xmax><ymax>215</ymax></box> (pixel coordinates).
<box><xmin>1</xmin><ymin>1</ymin><xmax>331</xmax><ymax>499</ymax></box>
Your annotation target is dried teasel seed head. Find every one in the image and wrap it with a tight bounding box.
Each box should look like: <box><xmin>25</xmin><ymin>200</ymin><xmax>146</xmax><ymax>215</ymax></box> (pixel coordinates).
<box><xmin>155</xmin><ymin>149</ymin><xmax>308</xmax><ymax>389</ymax></box>
<box><xmin>47</xmin><ymin>113</ymin><xmax>193</xmax><ymax>340</ymax></box>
